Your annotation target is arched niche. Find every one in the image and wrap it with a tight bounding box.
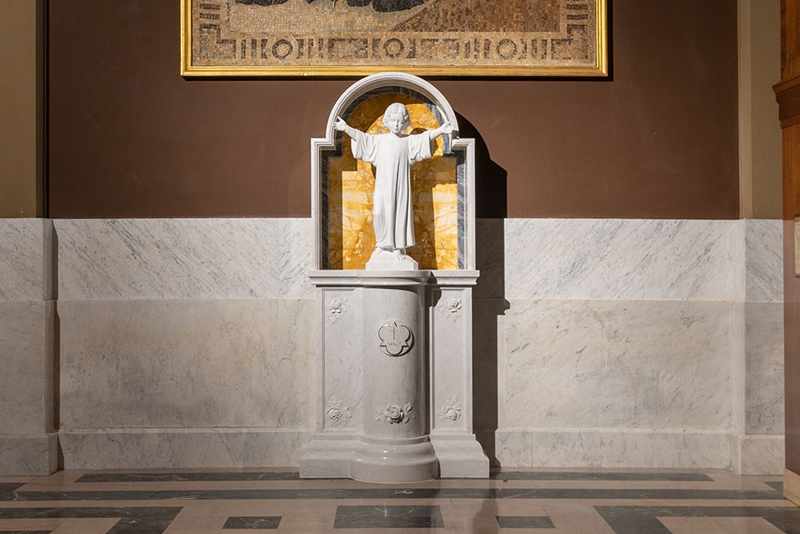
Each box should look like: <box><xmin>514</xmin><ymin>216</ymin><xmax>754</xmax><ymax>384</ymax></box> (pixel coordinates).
<box><xmin>311</xmin><ymin>72</ymin><xmax>476</xmax><ymax>271</ymax></box>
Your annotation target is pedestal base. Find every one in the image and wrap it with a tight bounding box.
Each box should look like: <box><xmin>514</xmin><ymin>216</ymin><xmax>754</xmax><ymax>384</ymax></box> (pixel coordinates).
<box><xmin>431</xmin><ymin>434</ymin><xmax>490</xmax><ymax>478</ymax></box>
<box><xmin>366</xmin><ymin>250</ymin><xmax>418</xmax><ymax>270</ymax></box>
<box><xmin>300</xmin><ymin>435</ymin><xmax>439</xmax><ymax>482</ymax></box>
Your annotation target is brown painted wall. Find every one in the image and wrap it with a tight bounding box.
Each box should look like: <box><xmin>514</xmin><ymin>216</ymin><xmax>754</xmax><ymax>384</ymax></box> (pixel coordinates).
<box><xmin>1</xmin><ymin>0</ymin><xmax>44</xmax><ymax>218</ymax></box>
<box><xmin>48</xmin><ymin>0</ymin><xmax>739</xmax><ymax>219</ymax></box>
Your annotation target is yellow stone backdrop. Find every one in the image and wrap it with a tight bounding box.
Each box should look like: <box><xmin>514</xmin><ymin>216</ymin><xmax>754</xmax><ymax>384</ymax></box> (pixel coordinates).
<box><xmin>327</xmin><ymin>94</ymin><xmax>458</xmax><ymax>270</ymax></box>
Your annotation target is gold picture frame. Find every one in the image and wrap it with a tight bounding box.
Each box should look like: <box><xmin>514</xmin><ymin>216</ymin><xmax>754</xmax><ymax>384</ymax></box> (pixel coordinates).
<box><xmin>181</xmin><ymin>0</ymin><xmax>607</xmax><ymax>77</ymax></box>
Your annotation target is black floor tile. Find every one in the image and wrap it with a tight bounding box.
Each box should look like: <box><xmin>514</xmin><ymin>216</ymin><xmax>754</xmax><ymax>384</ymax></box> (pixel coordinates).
<box><xmin>767</xmin><ymin>481</ymin><xmax>785</xmax><ymax>492</ymax></box>
<box><xmin>77</xmin><ymin>472</ymin><xmax>300</xmax><ymax>483</ymax></box>
<box><xmin>333</xmin><ymin>505</ymin><xmax>444</xmax><ymax>529</ymax></box>
<box><xmin>0</xmin><ymin>507</ymin><xmax>180</xmax><ymax>534</ymax></box>
<box><xmin>0</xmin><ymin>483</ymin><xmax>24</xmax><ymax>501</ymax></box>
<box><xmin>496</xmin><ymin>515</ymin><xmax>556</xmax><ymax>528</ymax></box>
<box><xmin>595</xmin><ymin>505</ymin><xmax>800</xmax><ymax>534</ymax></box>
<box><xmin>490</xmin><ymin>472</ymin><xmax>713</xmax><ymax>482</ymax></box>
<box><xmin>223</xmin><ymin>516</ymin><xmax>282</xmax><ymax>529</ymax></box>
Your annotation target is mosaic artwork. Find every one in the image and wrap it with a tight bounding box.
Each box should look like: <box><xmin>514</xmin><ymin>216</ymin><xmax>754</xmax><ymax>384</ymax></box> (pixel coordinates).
<box><xmin>182</xmin><ymin>0</ymin><xmax>607</xmax><ymax>76</ymax></box>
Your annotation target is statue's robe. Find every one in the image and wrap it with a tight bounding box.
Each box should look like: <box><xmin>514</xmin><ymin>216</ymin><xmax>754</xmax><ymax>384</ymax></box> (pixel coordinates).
<box><xmin>351</xmin><ymin>131</ymin><xmax>432</xmax><ymax>250</ymax></box>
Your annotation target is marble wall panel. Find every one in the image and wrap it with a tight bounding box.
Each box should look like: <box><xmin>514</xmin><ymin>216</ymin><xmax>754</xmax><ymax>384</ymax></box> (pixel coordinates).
<box><xmin>0</xmin><ymin>218</ymin><xmax>48</xmax><ymax>301</ymax></box>
<box><xmin>59</xmin><ymin>299</ymin><xmax>315</xmax><ymax>430</ymax></box>
<box><xmin>745</xmin><ymin>302</ymin><xmax>785</xmax><ymax>435</ymax></box>
<box><xmin>502</xmin><ymin>219</ymin><xmax>745</xmax><ymax>301</ymax></box>
<box><xmin>55</xmin><ymin>219</ymin><xmax>314</xmax><ymax>300</ymax></box>
<box><xmin>745</xmin><ymin>220</ymin><xmax>783</xmax><ymax>303</ymax></box>
<box><xmin>501</xmin><ymin>299</ymin><xmax>734</xmax><ymax>430</ymax></box>
<box><xmin>0</xmin><ymin>301</ymin><xmax>47</xmax><ymax>434</ymax></box>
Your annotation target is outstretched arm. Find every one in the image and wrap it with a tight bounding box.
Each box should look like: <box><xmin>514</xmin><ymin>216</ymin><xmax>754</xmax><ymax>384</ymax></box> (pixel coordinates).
<box><xmin>334</xmin><ymin>116</ymin><xmax>361</xmax><ymax>139</ymax></box>
<box><xmin>427</xmin><ymin>120</ymin><xmax>455</xmax><ymax>140</ymax></box>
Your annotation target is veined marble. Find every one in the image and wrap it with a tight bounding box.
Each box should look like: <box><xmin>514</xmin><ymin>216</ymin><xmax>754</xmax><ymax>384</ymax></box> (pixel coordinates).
<box><xmin>501</xmin><ymin>299</ymin><xmax>734</xmax><ymax>430</ymax></box>
<box><xmin>0</xmin><ymin>434</ymin><xmax>58</xmax><ymax>475</ymax></box>
<box><xmin>732</xmin><ymin>434</ymin><xmax>785</xmax><ymax>475</ymax></box>
<box><xmin>495</xmin><ymin>429</ymin><xmax>732</xmax><ymax>469</ymax></box>
<box><xmin>55</xmin><ymin>219</ymin><xmax>314</xmax><ymax>300</ymax></box>
<box><xmin>744</xmin><ymin>302</ymin><xmax>784</xmax><ymax>435</ymax></box>
<box><xmin>0</xmin><ymin>217</ymin><xmax>785</xmax><ymax>474</ymax></box>
<box><xmin>745</xmin><ymin>220</ymin><xmax>783</xmax><ymax>303</ymax></box>
<box><xmin>59</xmin><ymin>429</ymin><xmax>312</xmax><ymax>469</ymax></box>
<box><xmin>59</xmin><ymin>299</ymin><xmax>315</xmax><ymax>430</ymax></box>
<box><xmin>0</xmin><ymin>218</ymin><xmax>50</xmax><ymax>301</ymax></box>
<box><xmin>503</xmin><ymin>219</ymin><xmax>746</xmax><ymax>301</ymax></box>
<box><xmin>0</xmin><ymin>301</ymin><xmax>51</xmax><ymax>433</ymax></box>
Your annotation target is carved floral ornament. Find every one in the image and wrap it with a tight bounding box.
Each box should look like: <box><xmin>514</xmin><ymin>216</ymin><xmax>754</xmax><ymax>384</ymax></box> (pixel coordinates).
<box><xmin>437</xmin><ymin>396</ymin><xmax>462</xmax><ymax>422</ymax></box>
<box><xmin>325</xmin><ymin>396</ymin><xmax>352</xmax><ymax>427</ymax></box>
<box><xmin>438</xmin><ymin>297</ymin><xmax>462</xmax><ymax>322</ymax></box>
<box><xmin>376</xmin><ymin>403</ymin><xmax>415</xmax><ymax>425</ymax></box>
<box><xmin>327</xmin><ymin>296</ymin><xmax>350</xmax><ymax>323</ymax></box>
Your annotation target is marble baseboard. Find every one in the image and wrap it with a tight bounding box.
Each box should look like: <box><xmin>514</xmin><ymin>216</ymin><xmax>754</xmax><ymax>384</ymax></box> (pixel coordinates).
<box><xmin>59</xmin><ymin>429</ymin><xmax>313</xmax><ymax>469</ymax></box>
<box><xmin>495</xmin><ymin>429</ymin><xmax>732</xmax><ymax>469</ymax></box>
<box><xmin>0</xmin><ymin>433</ymin><xmax>58</xmax><ymax>475</ymax></box>
<box><xmin>731</xmin><ymin>434</ymin><xmax>785</xmax><ymax>475</ymax></box>
<box><xmin>59</xmin><ymin>298</ymin><xmax>315</xmax><ymax>429</ymax></box>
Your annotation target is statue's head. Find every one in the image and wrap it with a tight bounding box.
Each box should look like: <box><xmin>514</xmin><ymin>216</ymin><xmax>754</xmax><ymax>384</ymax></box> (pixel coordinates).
<box><xmin>382</xmin><ymin>103</ymin><xmax>411</xmax><ymax>134</ymax></box>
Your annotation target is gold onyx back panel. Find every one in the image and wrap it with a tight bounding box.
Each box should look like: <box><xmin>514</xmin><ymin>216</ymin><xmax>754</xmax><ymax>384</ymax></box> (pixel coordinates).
<box><xmin>327</xmin><ymin>93</ymin><xmax>458</xmax><ymax>270</ymax></box>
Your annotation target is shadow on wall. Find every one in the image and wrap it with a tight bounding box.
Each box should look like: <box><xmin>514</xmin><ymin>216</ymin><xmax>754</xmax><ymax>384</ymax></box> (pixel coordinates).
<box><xmin>457</xmin><ymin>112</ymin><xmax>508</xmax><ymax>466</ymax></box>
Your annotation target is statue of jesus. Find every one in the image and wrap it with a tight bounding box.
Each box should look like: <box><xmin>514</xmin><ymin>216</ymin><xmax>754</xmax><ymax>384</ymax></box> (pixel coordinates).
<box><xmin>334</xmin><ymin>103</ymin><xmax>453</xmax><ymax>267</ymax></box>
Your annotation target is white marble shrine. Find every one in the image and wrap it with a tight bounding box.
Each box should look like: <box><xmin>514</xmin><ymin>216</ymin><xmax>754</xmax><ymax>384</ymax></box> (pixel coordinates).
<box><xmin>299</xmin><ymin>73</ymin><xmax>490</xmax><ymax>481</ymax></box>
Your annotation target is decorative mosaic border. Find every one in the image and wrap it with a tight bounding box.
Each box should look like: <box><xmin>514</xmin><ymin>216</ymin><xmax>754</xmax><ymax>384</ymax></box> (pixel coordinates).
<box><xmin>181</xmin><ymin>0</ymin><xmax>607</xmax><ymax>76</ymax></box>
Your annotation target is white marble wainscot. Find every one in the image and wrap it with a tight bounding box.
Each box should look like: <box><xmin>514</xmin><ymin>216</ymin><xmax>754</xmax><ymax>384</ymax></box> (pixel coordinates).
<box><xmin>54</xmin><ymin>218</ymin><xmax>314</xmax><ymax>300</ymax></box>
<box><xmin>57</xmin><ymin>298</ymin><xmax>315</xmax><ymax>468</ymax></box>
<box><xmin>501</xmin><ymin>219</ymin><xmax>745</xmax><ymax>301</ymax></box>
<box><xmin>0</xmin><ymin>219</ymin><xmax>57</xmax><ymax>475</ymax></box>
<box><xmin>486</xmin><ymin>219</ymin><xmax>785</xmax><ymax>474</ymax></box>
<box><xmin>55</xmin><ymin>219</ymin><xmax>316</xmax><ymax>469</ymax></box>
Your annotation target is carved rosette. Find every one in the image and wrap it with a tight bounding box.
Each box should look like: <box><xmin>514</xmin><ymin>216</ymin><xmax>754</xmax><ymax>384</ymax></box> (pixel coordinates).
<box><xmin>325</xmin><ymin>396</ymin><xmax>352</xmax><ymax>427</ymax></box>
<box><xmin>375</xmin><ymin>403</ymin><xmax>415</xmax><ymax>424</ymax></box>
<box><xmin>437</xmin><ymin>396</ymin><xmax>463</xmax><ymax>422</ymax></box>
<box><xmin>438</xmin><ymin>297</ymin><xmax>462</xmax><ymax>322</ymax></box>
<box><xmin>327</xmin><ymin>296</ymin><xmax>350</xmax><ymax>323</ymax></box>
<box><xmin>378</xmin><ymin>321</ymin><xmax>413</xmax><ymax>357</ymax></box>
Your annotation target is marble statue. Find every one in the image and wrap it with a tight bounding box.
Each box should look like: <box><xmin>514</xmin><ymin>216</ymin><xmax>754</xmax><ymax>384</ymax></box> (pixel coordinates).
<box><xmin>334</xmin><ymin>103</ymin><xmax>453</xmax><ymax>266</ymax></box>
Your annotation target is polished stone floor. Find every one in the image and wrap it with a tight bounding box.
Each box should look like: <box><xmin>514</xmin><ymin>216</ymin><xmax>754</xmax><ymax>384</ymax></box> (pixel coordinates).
<box><xmin>0</xmin><ymin>468</ymin><xmax>797</xmax><ymax>533</ymax></box>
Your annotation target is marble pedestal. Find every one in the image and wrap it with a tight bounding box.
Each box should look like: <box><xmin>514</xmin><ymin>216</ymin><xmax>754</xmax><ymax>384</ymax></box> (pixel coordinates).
<box><xmin>300</xmin><ymin>270</ymin><xmax>489</xmax><ymax>481</ymax></box>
